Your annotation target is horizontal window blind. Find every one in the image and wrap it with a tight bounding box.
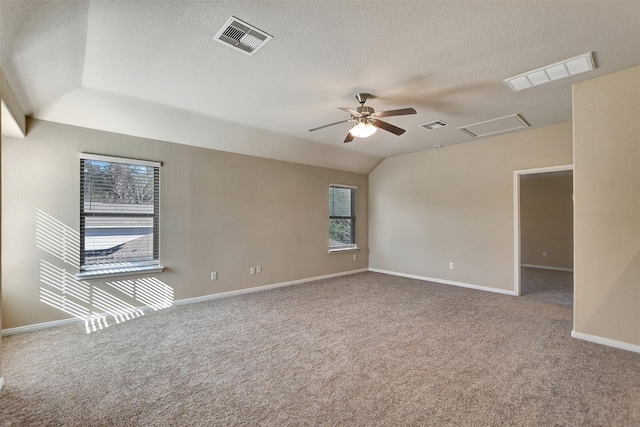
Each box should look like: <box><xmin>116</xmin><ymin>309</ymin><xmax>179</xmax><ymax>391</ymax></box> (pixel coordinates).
<box><xmin>80</xmin><ymin>155</ymin><xmax>160</xmax><ymax>269</ymax></box>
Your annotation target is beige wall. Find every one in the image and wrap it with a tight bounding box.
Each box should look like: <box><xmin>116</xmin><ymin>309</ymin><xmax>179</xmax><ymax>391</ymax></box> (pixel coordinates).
<box><xmin>369</xmin><ymin>122</ymin><xmax>573</xmax><ymax>292</ymax></box>
<box><xmin>520</xmin><ymin>173</ymin><xmax>573</xmax><ymax>269</ymax></box>
<box><xmin>1</xmin><ymin>119</ymin><xmax>368</xmax><ymax>329</ymax></box>
<box><xmin>573</xmin><ymin>66</ymin><xmax>640</xmax><ymax>347</ymax></box>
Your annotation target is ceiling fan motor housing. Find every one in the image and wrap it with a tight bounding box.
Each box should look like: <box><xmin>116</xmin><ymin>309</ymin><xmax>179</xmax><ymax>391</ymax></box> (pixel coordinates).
<box><xmin>356</xmin><ymin>106</ymin><xmax>374</xmax><ymax>116</ymax></box>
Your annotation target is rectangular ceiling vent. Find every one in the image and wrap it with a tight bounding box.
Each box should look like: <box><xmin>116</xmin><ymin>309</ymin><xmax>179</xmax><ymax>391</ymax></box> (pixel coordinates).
<box><xmin>214</xmin><ymin>17</ymin><xmax>272</xmax><ymax>56</ymax></box>
<box><xmin>420</xmin><ymin>120</ymin><xmax>449</xmax><ymax>131</ymax></box>
<box><xmin>458</xmin><ymin>114</ymin><xmax>529</xmax><ymax>138</ymax></box>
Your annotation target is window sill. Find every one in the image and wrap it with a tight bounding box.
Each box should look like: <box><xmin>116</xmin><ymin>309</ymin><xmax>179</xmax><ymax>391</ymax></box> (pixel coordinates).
<box><xmin>328</xmin><ymin>247</ymin><xmax>359</xmax><ymax>254</ymax></box>
<box><xmin>76</xmin><ymin>264</ymin><xmax>165</xmax><ymax>280</ymax></box>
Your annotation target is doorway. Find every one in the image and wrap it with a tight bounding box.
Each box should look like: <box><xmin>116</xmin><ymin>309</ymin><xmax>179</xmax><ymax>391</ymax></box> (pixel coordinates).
<box><xmin>513</xmin><ymin>165</ymin><xmax>573</xmax><ymax>296</ymax></box>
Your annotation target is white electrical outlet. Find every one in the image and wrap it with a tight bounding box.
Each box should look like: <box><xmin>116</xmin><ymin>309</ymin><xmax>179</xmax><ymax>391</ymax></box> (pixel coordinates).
<box><xmin>543</xmin><ymin>251</ymin><xmax>548</xmax><ymax>257</ymax></box>
<box><xmin>250</xmin><ymin>267</ymin><xmax>255</xmax><ymax>275</ymax></box>
<box><xmin>449</xmin><ymin>262</ymin><xmax>454</xmax><ymax>270</ymax></box>
<box><xmin>210</xmin><ymin>271</ymin><xmax>217</xmax><ymax>280</ymax></box>
<box><xmin>353</xmin><ymin>254</ymin><xmax>357</xmax><ymax>261</ymax></box>
<box><xmin>256</xmin><ymin>266</ymin><xmax>262</xmax><ymax>274</ymax></box>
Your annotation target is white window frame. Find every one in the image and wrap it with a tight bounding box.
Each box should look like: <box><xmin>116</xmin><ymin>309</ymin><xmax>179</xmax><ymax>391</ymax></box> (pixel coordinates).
<box><xmin>328</xmin><ymin>184</ymin><xmax>358</xmax><ymax>253</ymax></box>
<box><xmin>76</xmin><ymin>153</ymin><xmax>164</xmax><ymax>279</ymax></box>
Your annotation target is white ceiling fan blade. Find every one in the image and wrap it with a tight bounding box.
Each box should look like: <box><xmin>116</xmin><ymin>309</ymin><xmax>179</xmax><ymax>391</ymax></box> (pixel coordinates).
<box><xmin>309</xmin><ymin>119</ymin><xmax>353</xmax><ymax>132</ymax></box>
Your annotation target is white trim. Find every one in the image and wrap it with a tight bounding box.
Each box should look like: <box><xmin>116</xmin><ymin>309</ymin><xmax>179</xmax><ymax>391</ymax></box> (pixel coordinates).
<box><xmin>80</xmin><ymin>152</ymin><xmax>161</xmax><ymax>168</ymax></box>
<box><xmin>520</xmin><ymin>264</ymin><xmax>573</xmax><ymax>272</ymax></box>
<box><xmin>0</xmin><ymin>376</ymin><xmax>4</xmax><ymax>391</ymax></box>
<box><xmin>571</xmin><ymin>330</ymin><xmax>640</xmax><ymax>354</ymax></box>
<box><xmin>173</xmin><ymin>268</ymin><xmax>369</xmax><ymax>306</ymax></box>
<box><xmin>1</xmin><ymin>269</ymin><xmax>369</xmax><ymax>336</ymax></box>
<box><xmin>513</xmin><ymin>164</ymin><xmax>573</xmax><ymax>296</ymax></box>
<box><xmin>369</xmin><ymin>268</ymin><xmax>516</xmax><ymax>296</ymax></box>
<box><xmin>2</xmin><ymin>317</ymin><xmax>83</xmax><ymax>336</ymax></box>
<box><xmin>76</xmin><ymin>264</ymin><xmax>165</xmax><ymax>279</ymax></box>
<box><xmin>2</xmin><ymin>304</ymin><xmax>167</xmax><ymax>336</ymax></box>
<box><xmin>514</xmin><ymin>170</ymin><xmax>521</xmax><ymax>295</ymax></box>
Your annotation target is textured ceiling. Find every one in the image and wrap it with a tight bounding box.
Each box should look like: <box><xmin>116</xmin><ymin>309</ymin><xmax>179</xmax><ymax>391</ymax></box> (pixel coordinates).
<box><xmin>2</xmin><ymin>1</ymin><xmax>640</xmax><ymax>173</ymax></box>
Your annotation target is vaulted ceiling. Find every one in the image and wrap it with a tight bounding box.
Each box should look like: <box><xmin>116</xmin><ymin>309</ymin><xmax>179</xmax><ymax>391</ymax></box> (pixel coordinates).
<box><xmin>2</xmin><ymin>1</ymin><xmax>639</xmax><ymax>173</ymax></box>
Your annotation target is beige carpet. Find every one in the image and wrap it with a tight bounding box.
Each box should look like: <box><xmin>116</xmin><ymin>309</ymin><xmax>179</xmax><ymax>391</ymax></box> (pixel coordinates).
<box><xmin>1</xmin><ymin>270</ymin><xmax>639</xmax><ymax>426</ymax></box>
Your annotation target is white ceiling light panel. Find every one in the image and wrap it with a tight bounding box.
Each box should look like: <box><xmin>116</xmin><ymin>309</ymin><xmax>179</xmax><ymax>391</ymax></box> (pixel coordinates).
<box><xmin>546</xmin><ymin>64</ymin><xmax>569</xmax><ymax>81</ymax></box>
<box><xmin>504</xmin><ymin>52</ymin><xmax>595</xmax><ymax>91</ymax></box>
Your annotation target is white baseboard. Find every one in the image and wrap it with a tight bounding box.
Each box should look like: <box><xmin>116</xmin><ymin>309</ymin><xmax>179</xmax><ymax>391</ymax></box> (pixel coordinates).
<box><xmin>174</xmin><ymin>268</ymin><xmax>369</xmax><ymax>306</ymax></box>
<box><xmin>2</xmin><ymin>317</ymin><xmax>85</xmax><ymax>336</ymax></box>
<box><xmin>521</xmin><ymin>264</ymin><xmax>573</xmax><ymax>272</ymax></box>
<box><xmin>571</xmin><ymin>330</ymin><xmax>640</xmax><ymax>354</ymax></box>
<box><xmin>369</xmin><ymin>268</ymin><xmax>516</xmax><ymax>296</ymax></box>
<box><xmin>1</xmin><ymin>269</ymin><xmax>369</xmax><ymax>336</ymax></box>
<box><xmin>0</xmin><ymin>376</ymin><xmax>4</xmax><ymax>391</ymax></box>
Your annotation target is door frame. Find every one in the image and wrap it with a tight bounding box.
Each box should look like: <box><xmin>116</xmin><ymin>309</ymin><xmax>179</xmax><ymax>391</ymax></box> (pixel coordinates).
<box><xmin>513</xmin><ymin>164</ymin><xmax>573</xmax><ymax>295</ymax></box>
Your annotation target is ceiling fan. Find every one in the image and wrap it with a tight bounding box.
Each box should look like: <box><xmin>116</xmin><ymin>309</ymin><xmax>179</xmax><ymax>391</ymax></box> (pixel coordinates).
<box><xmin>309</xmin><ymin>93</ymin><xmax>417</xmax><ymax>143</ymax></box>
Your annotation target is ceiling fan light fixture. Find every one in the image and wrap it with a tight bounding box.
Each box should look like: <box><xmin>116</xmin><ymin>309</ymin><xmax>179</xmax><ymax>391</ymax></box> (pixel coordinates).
<box><xmin>308</xmin><ymin>93</ymin><xmax>414</xmax><ymax>142</ymax></box>
<box><xmin>349</xmin><ymin>121</ymin><xmax>377</xmax><ymax>138</ymax></box>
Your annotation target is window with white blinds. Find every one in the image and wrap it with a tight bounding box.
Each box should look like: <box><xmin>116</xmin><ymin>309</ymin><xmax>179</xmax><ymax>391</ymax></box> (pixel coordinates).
<box><xmin>78</xmin><ymin>154</ymin><xmax>162</xmax><ymax>278</ymax></box>
<box><xmin>329</xmin><ymin>185</ymin><xmax>357</xmax><ymax>251</ymax></box>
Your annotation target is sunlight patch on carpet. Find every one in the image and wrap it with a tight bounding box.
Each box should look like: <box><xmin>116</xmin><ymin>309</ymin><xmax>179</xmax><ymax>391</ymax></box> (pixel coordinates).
<box><xmin>36</xmin><ymin>209</ymin><xmax>173</xmax><ymax>333</ymax></box>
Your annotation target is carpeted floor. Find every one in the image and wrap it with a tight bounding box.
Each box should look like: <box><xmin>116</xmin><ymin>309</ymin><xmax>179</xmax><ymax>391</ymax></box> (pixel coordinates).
<box><xmin>520</xmin><ymin>266</ymin><xmax>574</xmax><ymax>307</ymax></box>
<box><xmin>1</xmin><ymin>270</ymin><xmax>639</xmax><ymax>426</ymax></box>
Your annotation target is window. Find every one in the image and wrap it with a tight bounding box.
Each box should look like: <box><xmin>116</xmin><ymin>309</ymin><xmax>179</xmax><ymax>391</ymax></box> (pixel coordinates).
<box><xmin>77</xmin><ymin>154</ymin><xmax>162</xmax><ymax>278</ymax></box>
<box><xmin>329</xmin><ymin>185</ymin><xmax>357</xmax><ymax>251</ymax></box>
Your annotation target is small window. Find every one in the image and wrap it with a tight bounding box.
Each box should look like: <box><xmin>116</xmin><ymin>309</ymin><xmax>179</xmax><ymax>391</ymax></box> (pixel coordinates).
<box><xmin>77</xmin><ymin>154</ymin><xmax>163</xmax><ymax>278</ymax></box>
<box><xmin>329</xmin><ymin>185</ymin><xmax>357</xmax><ymax>251</ymax></box>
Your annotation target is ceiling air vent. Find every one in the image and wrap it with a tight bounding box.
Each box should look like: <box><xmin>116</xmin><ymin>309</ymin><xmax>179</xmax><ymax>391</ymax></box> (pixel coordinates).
<box><xmin>420</xmin><ymin>120</ymin><xmax>449</xmax><ymax>130</ymax></box>
<box><xmin>214</xmin><ymin>17</ymin><xmax>272</xmax><ymax>56</ymax></box>
<box><xmin>458</xmin><ymin>114</ymin><xmax>529</xmax><ymax>138</ymax></box>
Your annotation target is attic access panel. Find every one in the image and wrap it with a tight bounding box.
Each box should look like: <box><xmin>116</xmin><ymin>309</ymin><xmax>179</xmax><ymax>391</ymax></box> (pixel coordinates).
<box><xmin>458</xmin><ymin>114</ymin><xmax>529</xmax><ymax>138</ymax></box>
<box><xmin>214</xmin><ymin>17</ymin><xmax>272</xmax><ymax>56</ymax></box>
